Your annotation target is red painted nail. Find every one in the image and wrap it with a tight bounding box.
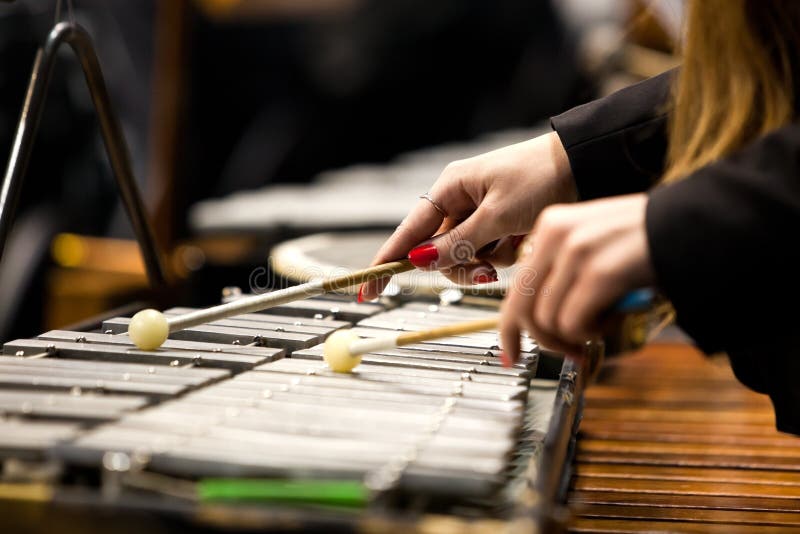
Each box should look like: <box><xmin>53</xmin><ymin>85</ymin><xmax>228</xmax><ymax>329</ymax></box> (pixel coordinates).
<box><xmin>510</xmin><ymin>235</ymin><xmax>526</xmax><ymax>250</ymax></box>
<box><xmin>473</xmin><ymin>271</ymin><xmax>498</xmax><ymax>284</ymax></box>
<box><xmin>357</xmin><ymin>285</ymin><xmax>365</xmax><ymax>303</ymax></box>
<box><xmin>500</xmin><ymin>351</ymin><xmax>511</xmax><ymax>368</ymax></box>
<box><xmin>408</xmin><ymin>243</ymin><xmax>439</xmax><ymax>268</ymax></box>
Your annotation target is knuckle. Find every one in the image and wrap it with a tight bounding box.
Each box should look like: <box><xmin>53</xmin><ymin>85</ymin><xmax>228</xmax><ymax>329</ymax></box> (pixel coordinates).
<box><xmin>563</xmin><ymin>233</ymin><xmax>590</xmax><ymax>260</ymax></box>
<box><xmin>443</xmin><ymin>159</ymin><xmax>468</xmax><ymax>177</ymax></box>
<box><xmin>536</xmin><ymin>206</ymin><xmax>567</xmax><ymax>233</ymax></box>
<box><xmin>585</xmin><ymin>258</ymin><xmax>614</xmax><ymax>284</ymax></box>
<box><xmin>476</xmin><ymin>200</ymin><xmax>511</xmax><ymax>231</ymax></box>
<box><xmin>475</xmin><ymin>199</ymin><xmax>524</xmax><ymax>234</ymax></box>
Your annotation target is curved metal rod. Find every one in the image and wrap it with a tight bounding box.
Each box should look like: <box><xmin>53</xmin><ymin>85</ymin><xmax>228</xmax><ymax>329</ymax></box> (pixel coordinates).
<box><xmin>0</xmin><ymin>21</ymin><xmax>167</xmax><ymax>288</ymax></box>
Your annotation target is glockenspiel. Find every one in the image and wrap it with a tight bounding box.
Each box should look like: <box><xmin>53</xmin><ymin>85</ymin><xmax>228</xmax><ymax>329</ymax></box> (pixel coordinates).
<box><xmin>0</xmin><ymin>294</ymin><xmax>585</xmax><ymax>532</ymax></box>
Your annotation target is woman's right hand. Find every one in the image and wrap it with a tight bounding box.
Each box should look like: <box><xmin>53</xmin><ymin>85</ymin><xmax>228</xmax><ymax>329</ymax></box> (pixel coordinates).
<box><xmin>359</xmin><ymin>131</ymin><xmax>577</xmax><ymax>301</ymax></box>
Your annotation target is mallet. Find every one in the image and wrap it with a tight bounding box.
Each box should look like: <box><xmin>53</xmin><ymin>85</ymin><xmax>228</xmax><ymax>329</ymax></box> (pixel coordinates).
<box><xmin>322</xmin><ymin>288</ymin><xmax>660</xmax><ymax>372</ymax></box>
<box><xmin>323</xmin><ymin>316</ymin><xmax>499</xmax><ymax>372</ymax></box>
<box><xmin>126</xmin><ymin>259</ymin><xmax>414</xmax><ymax>350</ymax></box>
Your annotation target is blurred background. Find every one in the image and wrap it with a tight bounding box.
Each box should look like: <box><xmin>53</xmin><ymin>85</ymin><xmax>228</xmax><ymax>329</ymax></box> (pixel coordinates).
<box><xmin>0</xmin><ymin>0</ymin><xmax>681</xmax><ymax>342</ymax></box>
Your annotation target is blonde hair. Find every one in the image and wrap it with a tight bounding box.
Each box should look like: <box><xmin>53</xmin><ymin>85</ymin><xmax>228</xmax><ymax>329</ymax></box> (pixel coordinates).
<box><xmin>662</xmin><ymin>0</ymin><xmax>800</xmax><ymax>183</ymax></box>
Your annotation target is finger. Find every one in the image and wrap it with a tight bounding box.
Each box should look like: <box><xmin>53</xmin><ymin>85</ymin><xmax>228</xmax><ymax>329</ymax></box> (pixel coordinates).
<box><xmin>556</xmin><ymin>247</ymin><xmax>631</xmax><ymax>345</ymax></box>
<box><xmin>500</xmin><ymin>290</ymin><xmax>578</xmax><ymax>359</ymax></box>
<box><xmin>360</xmin><ymin>214</ymin><xmax>469</xmax><ymax>301</ymax></box>
<box><xmin>506</xmin><ymin>251</ymin><xmax>580</xmax><ymax>354</ymax></box>
<box><xmin>533</xmin><ymin>231</ymin><xmax>594</xmax><ymax>335</ymax></box>
<box><xmin>521</xmin><ymin>206</ymin><xmax>578</xmax><ymax>330</ymax></box>
<box><xmin>358</xmin><ymin>275</ymin><xmax>391</xmax><ymax>303</ymax></box>
<box><xmin>479</xmin><ymin>236</ymin><xmax>519</xmax><ymax>268</ymax></box>
<box><xmin>500</xmin><ymin>269</ymin><xmax>539</xmax><ymax>365</ymax></box>
<box><xmin>499</xmin><ymin>304</ymin><xmax>522</xmax><ymax>367</ymax></box>
<box><xmin>439</xmin><ymin>260</ymin><xmax>498</xmax><ymax>285</ymax></box>
<box><xmin>363</xmin><ymin>215</ymin><xmax>474</xmax><ymax>301</ymax></box>
<box><xmin>360</xmin><ymin>198</ymin><xmax>450</xmax><ymax>300</ymax></box>
<box><xmin>410</xmin><ymin>206</ymin><xmax>501</xmax><ymax>271</ymax></box>
<box><xmin>518</xmin><ymin>293</ymin><xmax>578</xmax><ymax>353</ymax></box>
<box><xmin>379</xmin><ymin>198</ymin><xmax>448</xmax><ymax>263</ymax></box>
<box><xmin>530</xmin><ymin>325</ymin><xmax>583</xmax><ymax>354</ymax></box>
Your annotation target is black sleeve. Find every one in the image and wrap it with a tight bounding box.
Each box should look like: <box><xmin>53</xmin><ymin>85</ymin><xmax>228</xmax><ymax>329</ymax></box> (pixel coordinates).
<box><xmin>550</xmin><ymin>70</ymin><xmax>674</xmax><ymax>200</ymax></box>
<box><xmin>646</xmin><ymin>124</ymin><xmax>800</xmax><ymax>434</ymax></box>
<box><xmin>550</xmin><ymin>70</ymin><xmax>800</xmax><ymax>434</ymax></box>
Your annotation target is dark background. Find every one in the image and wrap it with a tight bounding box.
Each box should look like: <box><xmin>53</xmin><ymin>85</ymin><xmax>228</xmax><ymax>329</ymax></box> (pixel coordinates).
<box><xmin>0</xmin><ymin>0</ymin><xmax>591</xmax><ymax>339</ymax></box>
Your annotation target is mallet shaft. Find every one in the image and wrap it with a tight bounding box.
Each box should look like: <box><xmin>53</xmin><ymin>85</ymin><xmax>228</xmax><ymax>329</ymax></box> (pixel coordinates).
<box><xmin>167</xmin><ymin>260</ymin><xmax>413</xmax><ymax>333</ymax></box>
<box><xmin>347</xmin><ymin>316</ymin><xmax>499</xmax><ymax>356</ymax></box>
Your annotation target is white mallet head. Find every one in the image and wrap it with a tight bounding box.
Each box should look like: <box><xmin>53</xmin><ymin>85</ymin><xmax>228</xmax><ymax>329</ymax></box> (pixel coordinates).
<box><xmin>323</xmin><ymin>329</ymin><xmax>363</xmax><ymax>373</ymax></box>
<box><xmin>128</xmin><ymin>309</ymin><xmax>169</xmax><ymax>351</ymax></box>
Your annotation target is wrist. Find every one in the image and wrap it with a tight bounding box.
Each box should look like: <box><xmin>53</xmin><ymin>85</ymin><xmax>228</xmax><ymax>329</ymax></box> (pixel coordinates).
<box><xmin>547</xmin><ymin>131</ymin><xmax>578</xmax><ymax>202</ymax></box>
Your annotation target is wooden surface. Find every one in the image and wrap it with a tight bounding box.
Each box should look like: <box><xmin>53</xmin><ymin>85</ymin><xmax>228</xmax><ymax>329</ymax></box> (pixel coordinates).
<box><xmin>568</xmin><ymin>343</ymin><xmax>800</xmax><ymax>533</ymax></box>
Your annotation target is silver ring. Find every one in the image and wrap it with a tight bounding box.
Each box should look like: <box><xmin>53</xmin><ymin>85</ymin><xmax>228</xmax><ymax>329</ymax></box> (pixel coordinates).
<box><xmin>419</xmin><ymin>193</ymin><xmax>447</xmax><ymax>217</ymax></box>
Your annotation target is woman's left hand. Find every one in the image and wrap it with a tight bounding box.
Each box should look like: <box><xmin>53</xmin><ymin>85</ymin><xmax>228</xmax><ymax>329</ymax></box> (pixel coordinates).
<box><xmin>500</xmin><ymin>193</ymin><xmax>656</xmax><ymax>361</ymax></box>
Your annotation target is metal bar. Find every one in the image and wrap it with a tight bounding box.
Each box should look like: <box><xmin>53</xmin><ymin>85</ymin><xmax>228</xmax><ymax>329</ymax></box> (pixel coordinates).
<box><xmin>164</xmin><ymin>307</ymin><xmax>352</xmax><ymax>329</ymax></box>
<box><xmin>0</xmin><ymin>22</ymin><xmax>167</xmax><ymax>288</ymax></box>
<box><xmin>0</xmin><ymin>390</ymin><xmax>148</xmax><ymax>421</ymax></box>
<box><xmin>290</xmin><ymin>348</ymin><xmax>531</xmax><ymax>376</ymax></box>
<box><xmin>133</xmin><ymin>401</ymin><xmax>514</xmax><ymax>437</ymax></box>
<box><xmin>0</xmin><ymin>362</ymin><xmax>224</xmax><ymax>386</ymax></box>
<box><xmin>232</xmin><ymin>370</ymin><xmax>526</xmax><ymax>401</ymax></box>
<box><xmin>0</xmin><ymin>373</ymin><xmax>186</xmax><ymax>398</ymax></box>
<box><xmin>161</xmin><ymin>314</ymin><xmax>336</xmax><ymax>337</ymax></box>
<box><xmin>104</xmin><ymin>317</ymin><xmax>320</xmax><ymax>351</ymax></box>
<box><xmin>36</xmin><ymin>329</ymin><xmax>284</xmax><ymax>359</ymax></box>
<box><xmin>0</xmin><ymin>354</ymin><xmax>228</xmax><ymax>380</ymax></box>
<box><xmin>4</xmin><ymin>339</ymin><xmax>267</xmax><ymax>371</ymax></box>
<box><xmin>262</xmin><ymin>357</ymin><xmax>526</xmax><ymax>385</ymax></box>
<box><xmin>0</xmin><ymin>420</ymin><xmax>80</xmax><ymax>460</ymax></box>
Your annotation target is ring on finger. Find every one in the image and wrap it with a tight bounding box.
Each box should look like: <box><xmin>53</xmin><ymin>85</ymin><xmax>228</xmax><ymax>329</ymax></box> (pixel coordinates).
<box><xmin>419</xmin><ymin>193</ymin><xmax>448</xmax><ymax>217</ymax></box>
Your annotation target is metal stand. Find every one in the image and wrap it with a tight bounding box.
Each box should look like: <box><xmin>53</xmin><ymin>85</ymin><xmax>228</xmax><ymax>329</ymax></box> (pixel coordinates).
<box><xmin>0</xmin><ymin>21</ymin><xmax>167</xmax><ymax>288</ymax></box>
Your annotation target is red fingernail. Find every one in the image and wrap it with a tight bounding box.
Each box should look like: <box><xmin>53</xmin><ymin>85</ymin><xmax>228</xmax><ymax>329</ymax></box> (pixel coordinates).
<box><xmin>408</xmin><ymin>243</ymin><xmax>439</xmax><ymax>268</ymax></box>
<box><xmin>500</xmin><ymin>351</ymin><xmax>512</xmax><ymax>368</ymax></box>
<box><xmin>473</xmin><ymin>271</ymin><xmax>498</xmax><ymax>284</ymax></box>
<box><xmin>357</xmin><ymin>285</ymin><xmax>366</xmax><ymax>303</ymax></box>
<box><xmin>510</xmin><ymin>235</ymin><xmax>526</xmax><ymax>250</ymax></box>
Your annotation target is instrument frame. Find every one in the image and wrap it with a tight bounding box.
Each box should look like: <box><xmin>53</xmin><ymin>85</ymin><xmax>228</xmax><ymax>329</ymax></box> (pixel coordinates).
<box><xmin>0</xmin><ymin>20</ymin><xmax>167</xmax><ymax>288</ymax></box>
<box><xmin>0</xmin><ymin>297</ymin><xmax>590</xmax><ymax>533</ymax></box>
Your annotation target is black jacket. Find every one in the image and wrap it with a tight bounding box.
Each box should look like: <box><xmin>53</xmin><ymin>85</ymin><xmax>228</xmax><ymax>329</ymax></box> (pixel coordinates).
<box><xmin>551</xmin><ymin>70</ymin><xmax>800</xmax><ymax>435</ymax></box>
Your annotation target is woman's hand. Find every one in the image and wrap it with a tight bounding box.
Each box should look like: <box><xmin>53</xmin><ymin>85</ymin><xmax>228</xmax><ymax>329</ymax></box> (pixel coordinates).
<box><xmin>500</xmin><ymin>194</ymin><xmax>656</xmax><ymax>359</ymax></box>
<box><xmin>359</xmin><ymin>131</ymin><xmax>577</xmax><ymax>300</ymax></box>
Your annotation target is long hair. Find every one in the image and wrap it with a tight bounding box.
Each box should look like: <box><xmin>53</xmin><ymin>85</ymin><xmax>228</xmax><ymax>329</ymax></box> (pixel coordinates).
<box><xmin>662</xmin><ymin>0</ymin><xmax>800</xmax><ymax>183</ymax></box>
